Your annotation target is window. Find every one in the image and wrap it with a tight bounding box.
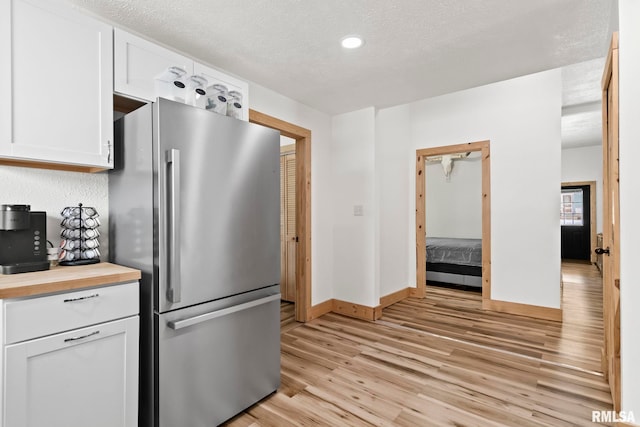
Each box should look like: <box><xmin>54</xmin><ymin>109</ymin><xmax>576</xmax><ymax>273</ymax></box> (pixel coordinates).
<box><xmin>560</xmin><ymin>189</ymin><xmax>584</xmax><ymax>226</ymax></box>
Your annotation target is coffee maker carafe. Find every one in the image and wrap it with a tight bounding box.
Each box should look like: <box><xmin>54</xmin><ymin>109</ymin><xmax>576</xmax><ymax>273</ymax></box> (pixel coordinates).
<box><xmin>0</xmin><ymin>205</ymin><xmax>49</xmax><ymax>274</ymax></box>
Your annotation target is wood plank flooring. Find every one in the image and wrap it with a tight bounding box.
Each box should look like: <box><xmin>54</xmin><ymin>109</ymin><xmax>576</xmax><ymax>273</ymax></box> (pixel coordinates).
<box><xmin>382</xmin><ymin>261</ymin><xmax>604</xmax><ymax>373</ymax></box>
<box><xmin>224</xmin><ymin>262</ymin><xmax>612</xmax><ymax>426</ymax></box>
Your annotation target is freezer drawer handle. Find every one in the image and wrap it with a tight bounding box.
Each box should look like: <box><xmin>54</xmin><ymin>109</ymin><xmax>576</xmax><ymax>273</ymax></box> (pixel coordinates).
<box><xmin>166</xmin><ymin>148</ymin><xmax>182</xmax><ymax>303</ymax></box>
<box><xmin>63</xmin><ymin>293</ymin><xmax>99</xmax><ymax>303</ymax></box>
<box><xmin>167</xmin><ymin>294</ymin><xmax>281</xmax><ymax>330</ymax></box>
<box><xmin>64</xmin><ymin>330</ymin><xmax>100</xmax><ymax>343</ymax></box>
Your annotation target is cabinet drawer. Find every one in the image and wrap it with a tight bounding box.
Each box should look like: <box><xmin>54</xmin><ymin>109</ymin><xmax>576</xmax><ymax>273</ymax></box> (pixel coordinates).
<box><xmin>4</xmin><ymin>281</ymin><xmax>139</xmax><ymax>344</ymax></box>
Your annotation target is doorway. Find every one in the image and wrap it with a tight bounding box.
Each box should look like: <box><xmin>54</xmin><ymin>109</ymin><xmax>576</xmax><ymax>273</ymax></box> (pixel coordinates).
<box><xmin>424</xmin><ymin>151</ymin><xmax>483</xmax><ymax>292</ymax></box>
<box><xmin>415</xmin><ymin>140</ymin><xmax>491</xmax><ymax>302</ymax></box>
<box><xmin>249</xmin><ymin>110</ymin><xmax>312</xmax><ymax>322</ymax></box>
<box><xmin>560</xmin><ymin>183</ymin><xmax>596</xmax><ymax>262</ymax></box>
<box><xmin>280</xmin><ymin>141</ymin><xmax>297</xmax><ymax>302</ymax></box>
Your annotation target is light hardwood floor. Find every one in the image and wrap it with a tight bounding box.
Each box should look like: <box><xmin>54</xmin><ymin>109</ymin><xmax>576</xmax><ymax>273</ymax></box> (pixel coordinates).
<box><xmin>224</xmin><ymin>261</ymin><xmax>612</xmax><ymax>426</ymax></box>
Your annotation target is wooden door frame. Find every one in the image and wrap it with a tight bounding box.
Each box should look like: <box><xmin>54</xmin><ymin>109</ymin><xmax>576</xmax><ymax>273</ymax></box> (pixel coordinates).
<box><xmin>601</xmin><ymin>32</ymin><xmax>621</xmax><ymax>410</ymax></box>
<box><xmin>561</xmin><ymin>181</ymin><xmax>597</xmax><ymax>263</ymax></box>
<box><xmin>415</xmin><ymin>140</ymin><xmax>491</xmax><ymax>301</ymax></box>
<box><xmin>250</xmin><ymin>110</ymin><xmax>312</xmax><ymax>322</ymax></box>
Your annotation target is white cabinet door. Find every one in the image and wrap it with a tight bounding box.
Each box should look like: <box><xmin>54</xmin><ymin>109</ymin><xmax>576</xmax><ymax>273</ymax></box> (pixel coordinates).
<box><xmin>0</xmin><ymin>0</ymin><xmax>113</xmax><ymax>169</ymax></box>
<box><xmin>4</xmin><ymin>316</ymin><xmax>139</xmax><ymax>427</ymax></box>
<box><xmin>114</xmin><ymin>28</ymin><xmax>194</xmax><ymax>102</ymax></box>
<box><xmin>194</xmin><ymin>62</ymin><xmax>250</xmax><ymax>121</ymax></box>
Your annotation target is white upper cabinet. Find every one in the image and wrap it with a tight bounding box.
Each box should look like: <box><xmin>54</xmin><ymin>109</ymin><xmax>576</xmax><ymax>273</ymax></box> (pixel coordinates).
<box><xmin>0</xmin><ymin>0</ymin><xmax>113</xmax><ymax>169</ymax></box>
<box><xmin>115</xmin><ymin>28</ymin><xmax>250</xmax><ymax>121</ymax></box>
<box><xmin>194</xmin><ymin>63</ymin><xmax>250</xmax><ymax>121</ymax></box>
<box><xmin>114</xmin><ymin>28</ymin><xmax>194</xmax><ymax>102</ymax></box>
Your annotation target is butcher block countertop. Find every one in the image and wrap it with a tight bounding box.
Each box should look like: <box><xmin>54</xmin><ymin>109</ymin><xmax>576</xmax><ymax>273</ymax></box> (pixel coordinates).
<box><xmin>0</xmin><ymin>262</ymin><xmax>141</xmax><ymax>299</ymax></box>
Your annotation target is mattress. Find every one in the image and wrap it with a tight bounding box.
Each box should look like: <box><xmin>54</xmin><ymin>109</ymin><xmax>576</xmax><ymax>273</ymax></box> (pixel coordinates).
<box><xmin>426</xmin><ymin>237</ymin><xmax>482</xmax><ymax>267</ymax></box>
<box><xmin>426</xmin><ymin>237</ymin><xmax>482</xmax><ymax>287</ymax></box>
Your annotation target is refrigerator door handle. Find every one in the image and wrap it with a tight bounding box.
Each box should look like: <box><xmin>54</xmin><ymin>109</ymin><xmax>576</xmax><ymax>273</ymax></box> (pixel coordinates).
<box><xmin>167</xmin><ymin>294</ymin><xmax>281</xmax><ymax>330</ymax></box>
<box><xmin>166</xmin><ymin>148</ymin><xmax>182</xmax><ymax>303</ymax></box>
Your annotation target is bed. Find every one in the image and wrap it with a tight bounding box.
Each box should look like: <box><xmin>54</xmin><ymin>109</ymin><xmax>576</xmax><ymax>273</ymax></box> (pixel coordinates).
<box><xmin>426</xmin><ymin>237</ymin><xmax>482</xmax><ymax>288</ymax></box>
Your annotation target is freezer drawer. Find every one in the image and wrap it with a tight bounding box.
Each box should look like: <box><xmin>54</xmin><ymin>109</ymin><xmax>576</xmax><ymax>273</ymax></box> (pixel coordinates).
<box><xmin>156</xmin><ymin>289</ymin><xmax>280</xmax><ymax>427</ymax></box>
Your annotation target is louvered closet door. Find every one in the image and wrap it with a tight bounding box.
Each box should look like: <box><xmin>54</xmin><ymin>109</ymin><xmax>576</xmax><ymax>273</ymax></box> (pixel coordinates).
<box><xmin>280</xmin><ymin>152</ymin><xmax>297</xmax><ymax>302</ymax></box>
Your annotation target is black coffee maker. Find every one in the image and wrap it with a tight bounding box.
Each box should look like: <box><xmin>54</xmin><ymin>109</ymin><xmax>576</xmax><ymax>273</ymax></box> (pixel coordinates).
<box><xmin>0</xmin><ymin>205</ymin><xmax>49</xmax><ymax>274</ymax></box>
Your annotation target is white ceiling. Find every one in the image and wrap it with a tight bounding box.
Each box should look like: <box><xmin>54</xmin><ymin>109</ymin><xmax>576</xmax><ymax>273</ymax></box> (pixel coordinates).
<box><xmin>67</xmin><ymin>0</ymin><xmax>618</xmax><ymax>147</ymax></box>
<box><xmin>561</xmin><ymin>57</ymin><xmax>606</xmax><ymax>149</ymax></box>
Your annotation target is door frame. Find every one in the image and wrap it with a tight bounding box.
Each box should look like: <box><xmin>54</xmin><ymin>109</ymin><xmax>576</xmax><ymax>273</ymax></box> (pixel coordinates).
<box><xmin>600</xmin><ymin>32</ymin><xmax>621</xmax><ymax>410</ymax></box>
<box><xmin>561</xmin><ymin>181</ymin><xmax>597</xmax><ymax>263</ymax></box>
<box><xmin>250</xmin><ymin>110</ymin><xmax>312</xmax><ymax>322</ymax></box>
<box><xmin>415</xmin><ymin>140</ymin><xmax>491</xmax><ymax>301</ymax></box>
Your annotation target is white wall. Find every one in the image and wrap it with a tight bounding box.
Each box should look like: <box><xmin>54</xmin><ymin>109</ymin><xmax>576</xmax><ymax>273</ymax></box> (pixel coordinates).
<box><xmin>280</xmin><ymin>135</ymin><xmax>295</xmax><ymax>146</ymax></box>
<box><xmin>0</xmin><ymin>167</ymin><xmax>109</xmax><ymax>259</ymax></box>
<box><xmin>249</xmin><ymin>82</ymin><xmax>334</xmax><ymax>305</ymax></box>
<box><xmin>375</xmin><ymin>69</ymin><xmax>562</xmax><ymax>309</ymax></box>
<box><xmin>618</xmin><ymin>0</ymin><xmax>640</xmax><ymax>416</ymax></box>
<box><xmin>425</xmin><ymin>152</ymin><xmax>482</xmax><ymax>239</ymax></box>
<box><xmin>375</xmin><ymin>106</ymin><xmax>411</xmax><ymax>298</ymax></box>
<box><xmin>331</xmin><ymin>108</ymin><xmax>377</xmax><ymax>306</ymax></box>
<box><xmin>561</xmin><ymin>145</ymin><xmax>603</xmax><ymax>233</ymax></box>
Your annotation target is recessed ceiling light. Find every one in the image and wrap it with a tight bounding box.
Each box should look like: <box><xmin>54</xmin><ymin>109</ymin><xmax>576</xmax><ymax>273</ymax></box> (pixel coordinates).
<box><xmin>341</xmin><ymin>35</ymin><xmax>364</xmax><ymax>49</ymax></box>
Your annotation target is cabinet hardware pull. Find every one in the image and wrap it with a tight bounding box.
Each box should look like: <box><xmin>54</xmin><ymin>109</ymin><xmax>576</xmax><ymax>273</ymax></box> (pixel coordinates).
<box><xmin>107</xmin><ymin>140</ymin><xmax>112</xmax><ymax>164</ymax></box>
<box><xmin>63</xmin><ymin>293</ymin><xmax>99</xmax><ymax>303</ymax></box>
<box><xmin>64</xmin><ymin>330</ymin><xmax>100</xmax><ymax>342</ymax></box>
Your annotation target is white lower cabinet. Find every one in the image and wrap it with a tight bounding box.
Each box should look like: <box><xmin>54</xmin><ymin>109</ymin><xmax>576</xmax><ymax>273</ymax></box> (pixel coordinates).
<box><xmin>4</xmin><ymin>317</ymin><xmax>138</xmax><ymax>427</ymax></box>
<box><xmin>2</xmin><ymin>282</ymin><xmax>139</xmax><ymax>427</ymax></box>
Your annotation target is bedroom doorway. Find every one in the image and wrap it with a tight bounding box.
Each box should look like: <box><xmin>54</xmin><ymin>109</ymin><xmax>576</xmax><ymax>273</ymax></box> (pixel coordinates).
<box><xmin>415</xmin><ymin>140</ymin><xmax>491</xmax><ymax>301</ymax></box>
<box><xmin>424</xmin><ymin>151</ymin><xmax>483</xmax><ymax>292</ymax></box>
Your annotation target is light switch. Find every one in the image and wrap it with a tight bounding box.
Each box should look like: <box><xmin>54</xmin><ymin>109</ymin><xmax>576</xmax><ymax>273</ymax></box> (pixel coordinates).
<box><xmin>353</xmin><ymin>205</ymin><xmax>364</xmax><ymax>216</ymax></box>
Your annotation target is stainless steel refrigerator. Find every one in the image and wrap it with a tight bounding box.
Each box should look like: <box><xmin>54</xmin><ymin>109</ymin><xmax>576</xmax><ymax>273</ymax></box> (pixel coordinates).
<box><xmin>109</xmin><ymin>98</ymin><xmax>281</xmax><ymax>427</ymax></box>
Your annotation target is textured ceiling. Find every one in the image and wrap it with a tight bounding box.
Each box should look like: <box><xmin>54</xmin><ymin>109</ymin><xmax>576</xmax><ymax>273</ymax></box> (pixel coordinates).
<box><xmin>66</xmin><ymin>0</ymin><xmax>618</xmax><ymax>118</ymax></box>
<box><xmin>561</xmin><ymin>57</ymin><xmax>606</xmax><ymax>149</ymax></box>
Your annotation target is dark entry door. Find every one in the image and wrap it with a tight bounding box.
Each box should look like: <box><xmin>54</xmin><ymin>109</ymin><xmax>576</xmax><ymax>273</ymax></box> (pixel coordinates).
<box><xmin>561</xmin><ymin>185</ymin><xmax>591</xmax><ymax>260</ymax></box>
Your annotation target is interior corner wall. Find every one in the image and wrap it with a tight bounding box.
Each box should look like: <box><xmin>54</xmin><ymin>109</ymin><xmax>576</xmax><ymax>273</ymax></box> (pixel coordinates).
<box><xmin>248</xmin><ymin>83</ymin><xmax>334</xmax><ymax>306</ymax></box>
<box><xmin>561</xmin><ymin>145</ymin><xmax>603</xmax><ymax>233</ymax></box>
<box><xmin>375</xmin><ymin>105</ymin><xmax>411</xmax><ymax>298</ymax></box>
<box><xmin>405</xmin><ymin>69</ymin><xmax>562</xmax><ymax>309</ymax></box>
<box><xmin>331</xmin><ymin>107</ymin><xmax>377</xmax><ymax>307</ymax></box>
<box><xmin>618</xmin><ymin>0</ymin><xmax>640</xmax><ymax>415</ymax></box>
<box><xmin>425</xmin><ymin>152</ymin><xmax>482</xmax><ymax>239</ymax></box>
